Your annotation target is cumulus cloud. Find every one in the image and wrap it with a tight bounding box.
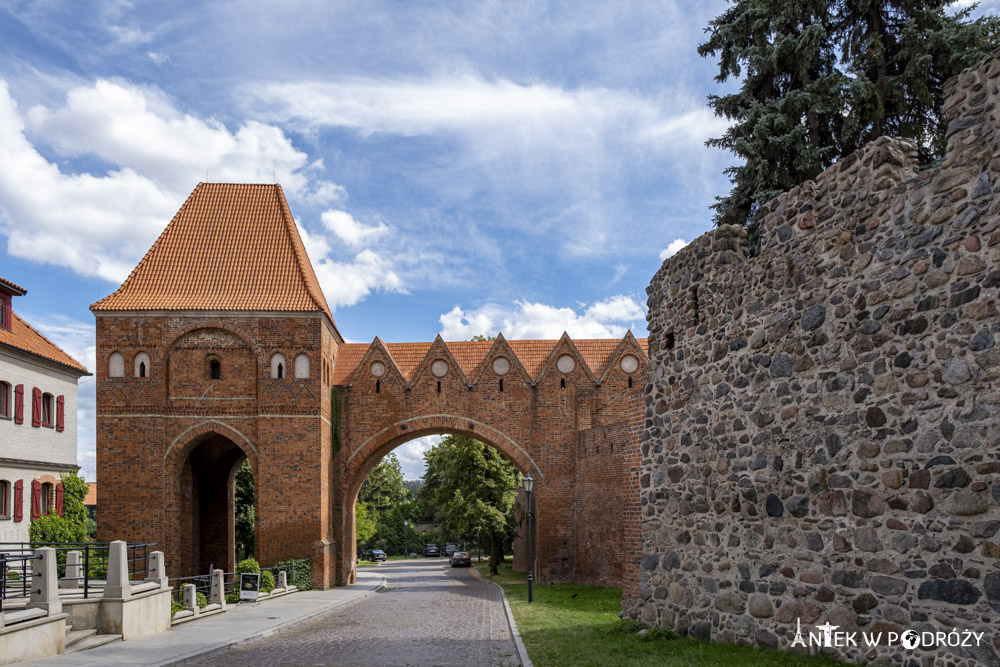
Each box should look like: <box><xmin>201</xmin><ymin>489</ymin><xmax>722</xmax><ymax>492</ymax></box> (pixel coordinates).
<box><xmin>659</xmin><ymin>238</ymin><xmax>688</xmax><ymax>260</ymax></box>
<box><xmin>0</xmin><ymin>79</ymin><xmax>342</xmax><ymax>282</ymax></box>
<box><xmin>321</xmin><ymin>209</ymin><xmax>390</xmax><ymax>247</ymax></box>
<box><xmin>439</xmin><ymin>295</ymin><xmax>645</xmax><ymax>340</ymax></box>
<box><xmin>394</xmin><ymin>435</ymin><xmax>442</xmax><ymax>480</ymax></box>
<box><xmin>312</xmin><ymin>249</ymin><xmax>405</xmax><ymax>309</ymax></box>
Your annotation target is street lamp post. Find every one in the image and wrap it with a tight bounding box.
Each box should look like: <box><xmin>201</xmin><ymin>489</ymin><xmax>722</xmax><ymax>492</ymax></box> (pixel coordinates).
<box><xmin>523</xmin><ymin>475</ymin><xmax>534</xmax><ymax>604</ymax></box>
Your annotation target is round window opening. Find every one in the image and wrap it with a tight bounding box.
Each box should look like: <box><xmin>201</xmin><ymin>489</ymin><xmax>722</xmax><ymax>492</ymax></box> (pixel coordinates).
<box><xmin>620</xmin><ymin>355</ymin><xmax>639</xmax><ymax>374</ymax></box>
<box><xmin>430</xmin><ymin>359</ymin><xmax>449</xmax><ymax>378</ymax></box>
<box><xmin>492</xmin><ymin>357</ymin><xmax>511</xmax><ymax>376</ymax></box>
<box><xmin>370</xmin><ymin>361</ymin><xmax>386</xmax><ymax>378</ymax></box>
<box><xmin>556</xmin><ymin>354</ymin><xmax>576</xmax><ymax>374</ymax></box>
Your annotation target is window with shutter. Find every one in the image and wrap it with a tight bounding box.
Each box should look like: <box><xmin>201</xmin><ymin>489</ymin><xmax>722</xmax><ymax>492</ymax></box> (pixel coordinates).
<box><xmin>0</xmin><ymin>480</ymin><xmax>8</xmax><ymax>518</ymax></box>
<box><xmin>0</xmin><ymin>382</ymin><xmax>8</xmax><ymax>419</ymax></box>
<box><xmin>14</xmin><ymin>384</ymin><xmax>23</xmax><ymax>424</ymax></box>
<box><xmin>56</xmin><ymin>482</ymin><xmax>64</xmax><ymax>517</ymax></box>
<box><xmin>31</xmin><ymin>387</ymin><xmax>41</xmax><ymax>427</ymax></box>
<box><xmin>30</xmin><ymin>479</ymin><xmax>41</xmax><ymax>520</ymax></box>
<box><xmin>56</xmin><ymin>395</ymin><xmax>65</xmax><ymax>431</ymax></box>
<box><xmin>13</xmin><ymin>480</ymin><xmax>22</xmax><ymax>522</ymax></box>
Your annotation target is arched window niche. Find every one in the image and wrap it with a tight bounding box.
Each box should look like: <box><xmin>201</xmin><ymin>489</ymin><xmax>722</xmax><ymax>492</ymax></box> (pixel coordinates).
<box><xmin>134</xmin><ymin>352</ymin><xmax>151</xmax><ymax>378</ymax></box>
<box><xmin>109</xmin><ymin>352</ymin><xmax>125</xmax><ymax>378</ymax></box>
<box><xmin>270</xmin><ymin>353</ymin><xmax>286</xmax><ymax>379</ymax></box>
<box><xmin>294</xmin><ymin>354</ymin><xmax>310</xmax><ymax>379</ymax></box>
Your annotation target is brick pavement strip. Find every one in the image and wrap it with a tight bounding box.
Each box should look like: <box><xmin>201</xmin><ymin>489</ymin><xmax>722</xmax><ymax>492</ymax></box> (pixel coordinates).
<box><xmin>191</xmin><ymin>558</ymin><xmax>521</xmax><ymax>667</ymax></box>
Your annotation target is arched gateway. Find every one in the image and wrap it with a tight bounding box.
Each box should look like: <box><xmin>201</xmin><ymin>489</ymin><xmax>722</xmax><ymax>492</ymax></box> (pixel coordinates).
<box><xmin>93</xmin><ymin>183</ymin><xmax>645</xmax><ymax>589</ymax></box>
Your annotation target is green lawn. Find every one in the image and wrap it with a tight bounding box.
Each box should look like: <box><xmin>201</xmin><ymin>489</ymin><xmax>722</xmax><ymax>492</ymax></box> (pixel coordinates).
<box><xmin>475</xmin><ymin>562</ymin><xmax>841</xmax><ymax>667</ymax></box>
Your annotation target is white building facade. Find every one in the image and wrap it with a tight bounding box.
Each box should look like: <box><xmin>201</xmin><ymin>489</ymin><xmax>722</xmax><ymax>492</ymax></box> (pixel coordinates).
<box><xmin>0</xmin><ymin>276</ymin><xmax>89</xmax><ymax>544</ymax></box>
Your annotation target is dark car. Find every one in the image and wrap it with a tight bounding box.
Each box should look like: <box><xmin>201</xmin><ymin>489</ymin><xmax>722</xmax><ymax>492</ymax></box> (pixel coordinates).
<box><xmin>443</xmin><ymin>543</ymin><xmax>459</xmax><ymax>557</ymax></box>
<box><xmin>370</xmin><ymin>549</ymin><xmax>387</xmax><ymax>562</ymax></box>
<box><xmin>450</xmin><ymin>551</ymin><xmax>472</xmax><ymax>567</ymax></box>
<box><xmin>423</xmin><ymin>544</ymin><xmax>440</xmax><ymax>557</ymax></box>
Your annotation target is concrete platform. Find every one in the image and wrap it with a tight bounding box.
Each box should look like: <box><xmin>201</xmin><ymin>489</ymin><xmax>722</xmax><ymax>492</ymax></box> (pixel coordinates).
<box><xmin>22</xmin><ymin>570</ymin><xmax>385</xmax><ymax>666</ymax></box>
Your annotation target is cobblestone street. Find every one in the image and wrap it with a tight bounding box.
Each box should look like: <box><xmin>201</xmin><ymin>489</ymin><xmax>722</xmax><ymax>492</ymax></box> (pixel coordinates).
<box><xmin>190</xmin><ymin>558</ymin><xmax>521</xmax><ymax>667</ymax></box>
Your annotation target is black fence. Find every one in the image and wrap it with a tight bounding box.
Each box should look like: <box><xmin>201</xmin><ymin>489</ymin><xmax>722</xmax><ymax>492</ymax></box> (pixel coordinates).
<box><xmin>0</xmin><ymin>542</ymin><xmax>158</xmax><ymax>600</ymax></box>
<box><xmin>168</xmin><ymin>564</ymin><xmax>293</xmax><ymax>604</ymax></box>
<box><xmin>0</xmin><ymin>552</ymin><xmax>41</xmax><ymax>612</ymax></box>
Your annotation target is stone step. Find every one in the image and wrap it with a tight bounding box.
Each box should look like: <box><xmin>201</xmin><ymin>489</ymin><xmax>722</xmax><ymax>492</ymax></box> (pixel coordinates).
<box><xmin>65</xmin><ymin>632</ymin><xmax>123</xmax><ymax>653</ymax></box>
<box><xmin>65</xmin><ymin>628</ymin><xmax>97</xmax><ymax>648</ymax></box>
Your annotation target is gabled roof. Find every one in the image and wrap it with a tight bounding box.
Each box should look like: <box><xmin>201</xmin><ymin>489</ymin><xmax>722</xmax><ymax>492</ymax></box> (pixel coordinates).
<box><xmin>91</xmin><ymin>184</ymin><xmax>336</xmax><ymax>329</ymax></box>
<box><xmin>0</xmin><ymin>313</ymin><xmax>90</xmax><ymax>375</ymax></box>
<box><xmin>332</xmin><ymin>336</ymin><xmax>648</xmax><ymax>386</ymax></box>
<box><xmin>0</xmin><ymin>276</ymin><xmax>26</xmax><ymax>296</ymax></box>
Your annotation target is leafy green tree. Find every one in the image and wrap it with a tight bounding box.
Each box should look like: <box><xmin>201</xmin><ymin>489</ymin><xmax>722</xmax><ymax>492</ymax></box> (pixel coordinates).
<box><xmin>29</xmin><ymin>472</ymin><xmax>88</xmax><ymax>543</ymax></box>
<box><xmin>358</xmin><ymin>453</ymin><xmax>408</xmax><ymax>518</ymax></box>
<box><xmin>355</xmin><ymin>501</ymin><xmax>377</xmax><ymax>547</ymax></box>
<box><xmin>701</xmin><ymin>0</ymin><xmax>1000</xmax><ymax>232</ymax></box>
<box><xmin>234</xmin><ymin>459</ymin><xmax>255</xmax><ymax>561</ymax></box>
<box><xmin>419</xmin><ymin>435</ymin><xmax>521</xmax><ymax>574</ymax></box>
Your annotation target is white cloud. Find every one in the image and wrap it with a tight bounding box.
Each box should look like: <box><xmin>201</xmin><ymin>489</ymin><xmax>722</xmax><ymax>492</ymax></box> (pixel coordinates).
<box><xmin>659</xmin><ymin>238</ymin><xmax>688</xmax><ymax>260</ymax></box>
<box><xmin>0</xmin><ymin>79</ymin><xmax>340</xmax><ymax>282</ymax></box>
<box><xmin>147</xmin><ymin>51</ymin><xmax>169</xmax><ymax>65</ymax></box>
<box><xmin>321</xmin><ymin>209</ymin><xmax>390</xmax><ymax>247</ymax></box>
<box><xmin>439</xmin><ymin>295</ymin><xmax>646</xmax><ymax>340</ymax></box>
<box><xmin>394</xmin><ymin>435</ymin><xmax>442</xmax><ymax>480</ymax></box>
<box><xmin>313</xmin><ymin>249</ymin><xmax>405</xmax><ymax>309</ymax></box>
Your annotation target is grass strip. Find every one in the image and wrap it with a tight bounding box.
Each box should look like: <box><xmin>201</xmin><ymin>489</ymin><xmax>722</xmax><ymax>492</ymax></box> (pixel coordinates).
<box><xmin>475</xmin><ymin>562</ymin><xmax>841</xmax><ymax>667</ymax></box>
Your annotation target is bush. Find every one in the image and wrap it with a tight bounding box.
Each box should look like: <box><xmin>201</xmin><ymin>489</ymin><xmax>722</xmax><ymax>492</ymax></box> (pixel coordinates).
<box><xmin>225</xmin><ymin>591</ymin><xmax>239</xmax><ymax>604</ymax></box>
<box><xmin>260</xmin><ymin>570</ymin><xmax>275</xmax><ymax>593</ymax></box>
<box><xmin>196</xmin><ymin>592</ymin><xmax>208</xmax><ymax>608</ymax></box>
<box><xmin>274</xmin><ymin>558</ymin><xmax>312</xmax><ymax>590</ymax></box>
<box><xmin>171</xmin><ymin>600</ymin><xmax>183</xmax><ymax>617</ymax></box>
<box><xmin>235</xmin><ymin>557</ymin><xmax>260</xmax><ymax>575</ymax></box>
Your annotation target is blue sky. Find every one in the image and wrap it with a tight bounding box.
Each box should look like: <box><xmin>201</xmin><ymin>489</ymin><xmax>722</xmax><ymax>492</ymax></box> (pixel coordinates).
<box><xmin>4</xmin><ymin>1</ymin><xmax>985</xmax><ymax>480</ymax></box>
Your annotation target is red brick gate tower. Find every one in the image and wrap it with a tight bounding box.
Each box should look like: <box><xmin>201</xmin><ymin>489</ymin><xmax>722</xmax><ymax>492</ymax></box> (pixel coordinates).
<box><xmin>94</xmin><ymin>183</ymin><xmax>646</xmax><ymax>589</ymax></box>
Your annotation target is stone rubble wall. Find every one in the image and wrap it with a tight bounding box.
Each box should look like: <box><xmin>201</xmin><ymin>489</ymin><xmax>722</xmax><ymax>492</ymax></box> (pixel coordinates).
<box><xmin>630</xmin><ymin>48</ymin><xmax>1000</xmax><ymax>665</ymax></box>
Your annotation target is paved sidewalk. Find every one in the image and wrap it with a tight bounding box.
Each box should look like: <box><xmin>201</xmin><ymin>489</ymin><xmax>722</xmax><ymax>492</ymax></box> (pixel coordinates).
<box><xmin>24</xmin><ymin>570</ymin><xmax>385</xmax><ymax>666</ymax></box>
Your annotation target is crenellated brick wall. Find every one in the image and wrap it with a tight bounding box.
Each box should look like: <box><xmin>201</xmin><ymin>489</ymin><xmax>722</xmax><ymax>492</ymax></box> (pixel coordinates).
<box><xmin>631</xmin><ymin>48</ymin><xmax>1000</xmax><ymax>664</ymax></box>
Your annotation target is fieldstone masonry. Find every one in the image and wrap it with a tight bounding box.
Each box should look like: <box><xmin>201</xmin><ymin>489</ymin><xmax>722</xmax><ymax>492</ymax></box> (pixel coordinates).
<box><xmin>629</xmin><ymin>49</ymin><xmax>1000</xmax><ymax>664</ymax></box>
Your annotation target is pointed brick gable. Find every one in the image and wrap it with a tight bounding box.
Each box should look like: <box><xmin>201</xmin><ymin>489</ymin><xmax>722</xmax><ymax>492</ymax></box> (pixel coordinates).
<box><xmin>91</xmin><ymin>183</ymin><xmax>335</xmax><ymax>325</ymax></box>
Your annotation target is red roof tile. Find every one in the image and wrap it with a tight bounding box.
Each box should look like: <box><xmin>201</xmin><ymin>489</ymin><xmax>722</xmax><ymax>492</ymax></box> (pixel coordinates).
<box><xmin>91</xmin><ymin>184</ymin><xmax>334</xmax><ymax>326</ymax></box>
<box><xmin>0</xmin><ymin>313</ymin><xmax>89</xmax><ymax>374</ymax></box>
<box><xmin>0</xmin><ymin>276</ymin><xmax>26</xmax><ymax>295</ymax></box>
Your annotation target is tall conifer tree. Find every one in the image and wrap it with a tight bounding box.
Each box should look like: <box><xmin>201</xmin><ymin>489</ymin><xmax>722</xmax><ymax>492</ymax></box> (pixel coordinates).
<box><xmin>701</xmin><ymin>0</ymin><xmax>1000</xmax><ymax>231</ymax></box>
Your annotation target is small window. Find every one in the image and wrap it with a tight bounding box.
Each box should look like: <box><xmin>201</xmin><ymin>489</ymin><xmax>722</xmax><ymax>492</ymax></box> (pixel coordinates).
<box><xmin>294</xmin><ymin>354</ymin><xmax>310</xmax><ymax>379</ymax></box>
<box><xmin>0</xmin><ymin>382</ymin><xmax>9</xmax><ymax>419</ymax></box>
<box><xmin>210</xmin><ymin>359</ymin><xmax>222</xmax><ymax>380</ymax></box>
<box><xmin>134</xmin><ymin>352</ymin><xmax>151</xmax><ymax>378</ymax></box>
<box><xmin>270</xmin><ymin>354</ymin><xmax>286</xmax><ymax>379</ymax></box>
<box><xmin>109</xmin><ymin>352</ymin><xmax>125</xmax><ymax>378</ymax></box>
<box><xmin>0</xmin><ymin>480</ymin><xmax>8</xmax><ymax>518</ymax></box>
<box><xmin>41</xmin><ymin>393</ymin><xmax>53</xmax><ymax>427</ymax></box>
<box><xmin>0</xmin><ymin>294</ymin><xmax>8</xmax><ymax>331</ymax></box>
<box><xmin>40</xmin><ymin>482</ymin><xmax>53</xmax><ymax>515</ymax></box>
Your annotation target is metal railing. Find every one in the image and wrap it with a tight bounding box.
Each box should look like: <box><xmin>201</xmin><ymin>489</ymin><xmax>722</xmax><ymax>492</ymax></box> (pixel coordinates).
<box><xmin>0</xmin><ymin>542</ymin><xmax>157</xmax><ymax>600</ymax></box>
<box><xmin>168</xmin><ymin>563</ymin><xmax>292</xmax><ymax>604</ymax></box>
<box><xmin>0</xmin><ymin>552</ymin><xmax>41</xmax><ymax>612</ymax></box>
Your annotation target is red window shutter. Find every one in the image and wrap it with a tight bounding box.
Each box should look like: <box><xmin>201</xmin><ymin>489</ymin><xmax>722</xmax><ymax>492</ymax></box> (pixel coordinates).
<box><xmin>13</xmin><ymin>480</ymin><xmax>23</xmax><ymax>522</ymax></box>
<box><xmin>56</xmin><ymin>482</ymin><xmax>64</xmax><ymax>517</ymax></box>
<box><xmin>31</xmin><ymin>387</ymin><xmax>41</xmax><ymax>427</ymax></box>
<box><xmin>56</xmin><ymin>395</ymin><xmax>65</xmax><ymax>432</ymax></box>
<box><xmin>13</xmin><ymin>384</ymin><xmax>23</xmax><ymax>424</ymax></box>
<box><xmin>30</xmin><ymin>480</ymin><xmax>41</xmax><ymax>520</ymax></box>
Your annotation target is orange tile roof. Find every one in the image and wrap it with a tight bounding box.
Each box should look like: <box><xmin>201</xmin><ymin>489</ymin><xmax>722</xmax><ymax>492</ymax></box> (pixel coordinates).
<box><xmin>332</xmin><ymin>337</ymin><xmax>647</xmax><ymax>385</ymax></box>
<box><xmin>84</xmin><ymin>483</ymin><xmax>98</xmax><ymax>506</ymax></box>
<box><xmin>91</xmin><ymin>184</ymin><xmax>335</xmax><ymax>326</ymax></box>
<box><xmin>0</xmin><ymin>277</ymin><xmax>26</xmax><ymax>295</ymax></box>
<box><xmin>0</xmin><ymin>313</ymin><xmax>89</xmax><ymax>374</ymax></box>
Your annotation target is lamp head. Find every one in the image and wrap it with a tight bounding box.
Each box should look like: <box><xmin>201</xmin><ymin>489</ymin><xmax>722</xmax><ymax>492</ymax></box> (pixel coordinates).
<box><xmin>523</xmin><ymin>475</ymin><xmax>534</xmax><ymax>494</ymax></box>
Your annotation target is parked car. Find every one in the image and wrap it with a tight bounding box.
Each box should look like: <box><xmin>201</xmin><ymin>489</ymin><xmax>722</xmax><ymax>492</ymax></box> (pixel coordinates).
<box><xmin>423</xmin><ymin>544</ymin><xmax>440</xmax><ymax>557</ymax></box>
<box><xmin>443</xmin><ymin>543</ymin><xmax>459</xmax><ymax>557</ymax></box>
<box><xmin>370</xmin><ymin>549</ymin><xmax>387</xmax><ymax>562</ymax></box>
<box><xmin>450</xmin><ymin>551</ymin><xmax>472</xmax><ymax>567</ymax></box>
